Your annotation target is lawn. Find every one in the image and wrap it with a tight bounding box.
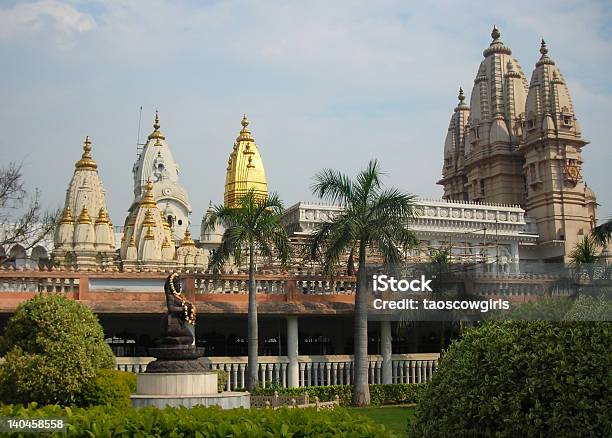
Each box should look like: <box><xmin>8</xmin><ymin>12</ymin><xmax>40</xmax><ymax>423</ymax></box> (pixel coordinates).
<box><xmin>350</xmin><ymin>404</ymin><xmax>417</xmax><ymax>436</ymax></box>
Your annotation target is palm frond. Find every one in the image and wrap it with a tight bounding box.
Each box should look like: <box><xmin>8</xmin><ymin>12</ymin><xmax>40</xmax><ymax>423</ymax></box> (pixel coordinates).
<box><xmin>311</xmin><ymin>168</ymin><xmax>355</xmax><ymax>206</ymax></box>
<box><xmin>592</xmin><ymin>217</ymin><xmax>612</xmax><ymax>246</ymax></box>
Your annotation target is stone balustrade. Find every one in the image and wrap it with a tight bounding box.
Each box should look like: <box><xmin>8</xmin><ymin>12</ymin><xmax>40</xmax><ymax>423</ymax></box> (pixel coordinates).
<box><xmin>116</xmin><ymin>353</ymin><xmax>440</xmax><ymax>390</ymax></box>
<box><xmin>0</xmin><ymin>270</ymin><xmax>80</xmax><ymax>293</ymax></box>
<box><xmin>192</xmin><ymin>273</ymin><xmax>356</xmax><ymax>295</ymax></box>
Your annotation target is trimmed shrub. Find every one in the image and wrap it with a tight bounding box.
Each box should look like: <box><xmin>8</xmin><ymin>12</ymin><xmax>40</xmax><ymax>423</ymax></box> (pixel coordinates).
<box><xmin>79</xmin><ymin>369</ymin><xmax>136</xmax><ymax>408</ymax></box>
<box><xmin>252</xmin><ymin>383</ymin><xmax>425</xmax><ymax>406</ymax></box>
<box><xmin>0</xmin><ymin>294</ymin><xmax>115</xmax><ymax>405</ymax></box>
<box><xmin>0</xmin><ymin>403</ymin><xmax>395</xmax><ymax>437</ymax></box>
<box><xmin>410</xmin><ymin>320</ymin><xmax>612</xmax><ymax>437</ymax></box>
<box><xmin>213</xmin><ymin>369</ymin><xmax>228</xmax><ymax>393</ymax></box>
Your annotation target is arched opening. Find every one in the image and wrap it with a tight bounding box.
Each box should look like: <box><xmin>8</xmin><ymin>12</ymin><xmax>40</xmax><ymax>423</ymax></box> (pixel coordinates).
<box><xmin>31</xmin><ymin>245</ymin><xmax>51</xmax><ymax>270</ymax></box>
<box><xmin>7</xmin><ymin>245</ymin><xmax>27</xmax><ymax>268</ymax></box>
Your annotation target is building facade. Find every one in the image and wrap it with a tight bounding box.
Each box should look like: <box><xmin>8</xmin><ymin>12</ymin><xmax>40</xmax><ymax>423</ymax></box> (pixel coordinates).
<box><xmin>438</xmin><ymin>28</ymin><xmax>598</xmax><ymax>262</ymax></box>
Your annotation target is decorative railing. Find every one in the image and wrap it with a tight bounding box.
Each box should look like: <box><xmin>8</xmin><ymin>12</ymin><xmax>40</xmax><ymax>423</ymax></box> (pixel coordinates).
<box><xmin>0</xmin><ymin>270</ymin><xmax>80</xmax><ymax>293</ymax></box>
<box><xmin>116</xmin><ymin>353</ymin><xmax>440</xmax><ymax>390</ymax></box>
<box><xmin>192</xmin><ymin>273</ymin><xmax>356</xmax><ymax>295</ymax></box>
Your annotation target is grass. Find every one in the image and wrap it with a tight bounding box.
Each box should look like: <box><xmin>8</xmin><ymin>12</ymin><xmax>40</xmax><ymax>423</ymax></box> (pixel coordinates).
<box><xmin>350</xmin><ymin>404</ymin><xmax>417</xmax><ymax>436</ymax></box>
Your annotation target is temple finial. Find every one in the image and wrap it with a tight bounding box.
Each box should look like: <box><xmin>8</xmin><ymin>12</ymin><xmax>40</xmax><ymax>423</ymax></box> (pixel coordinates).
<box><xmin>458</xmin><ymin>87</ymin><xmax>465</xmax><ymax>103</ymax></box>
<box><xmin>540</xmin><ymin>38</ymin><xmax>548</xmax><ymax>56</ymax></box>
<box><xmin>237</xmin><ymin>114</ymin><xmax>254</xmax><ymax>142</ymax></box>
<box><xmin>491</xmin><ymin>25</ymin><xmax>501</xmax><ymax>41</ymax></box>
<box><xmin>75</xmin><ymin>135</ymin><xmax>97</xmax><ymax>170</ymax></box>
<box><xmin>148</xmin><ymin>110</ymin><xmax>166</xmax><ymax>140</ymax></box>
<box><xmin>154</xmin><ymin>110</ymin><xmax>160</xmax><ymax>130</ymax></box>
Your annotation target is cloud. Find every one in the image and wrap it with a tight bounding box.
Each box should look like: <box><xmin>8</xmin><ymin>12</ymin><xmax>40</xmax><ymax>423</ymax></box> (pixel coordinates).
<box><xmin>0</xmin><ymin>0</ymin><xmax>611</xmax><ymax>225</ymax></box>
<box><xmin>0</xmin><ymin>0</ymin><xmax>96</xmax><ymax>44</ymax></box>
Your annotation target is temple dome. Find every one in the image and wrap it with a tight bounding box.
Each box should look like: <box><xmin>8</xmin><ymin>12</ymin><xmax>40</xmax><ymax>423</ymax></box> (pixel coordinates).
<box><xmin>444</xmin><ymin>88</ymin><xmax>470</xmax><ymax>160</ymax></box>
<box><xmin>524</xmin><ymin>40</ymin><xmax>582</xmax><ymax>142</ymax></box>
<box><xmin>131</xmin><ymin>111</ymin><xmax>192</xmax><ymax>241</ymax></box>
<box><xmin>53</xmin><ymin>136</ymin><xmax>115</xmax><ymax>269</ymax></box>
<box><xmin>467</xmin><ymin>27</ymin><xmax>529</xmax><ymax>150</ymax></box>
<box><xmin>120</xmin><ymin>180</ymin><xmax>176</xmax><ymax>269</ymax></box>
<box><xmin>224</xmin><ymin>115</ymin><xmax>268</xmax><ymax>207</ymax></box>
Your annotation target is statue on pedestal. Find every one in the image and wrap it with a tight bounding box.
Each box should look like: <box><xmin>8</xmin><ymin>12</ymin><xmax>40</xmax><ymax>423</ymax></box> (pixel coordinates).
<box><xmin>146</xmin><ymin>272</ymin><xmax>206</xmax><ymax>373</ymax></box>
<box><xmin>161</xmin><ymin>272</ymin><xmax>196</xmax><ymax>345</ymax></box>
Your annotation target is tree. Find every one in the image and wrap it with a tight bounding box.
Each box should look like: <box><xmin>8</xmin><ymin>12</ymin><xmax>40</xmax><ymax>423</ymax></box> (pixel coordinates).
<box><xmin>0</xmin><ymin>163</ymin><xmax>57</xmax><ymax>264</ymax></box>
<box><xmin>592</xmin><ymin>216</ymin><xmax>612</xmax><ymax>247</ymax></box>
<box><xmin>569</xmin><ymin>235</ymin><xmax>601</xmax><ymax>282</ymax></box>
<box><xmin>0</xmin><ymin>294</ymin><xmax>115</xmax><ymax>405</ymax></box>
<box><xmin>307</xmin><ymin>160</ymin><xmax>417</xmax><ymax>406</ymax></box>
<box><xmin>202</xmin><ymin>190</ymin><xmax>290</xmax><ymax>391</ymax></box>
<box><xmin>410</xmin><ymin>319</ymin><xmax>611</xmax><ymax>437</ymax></box>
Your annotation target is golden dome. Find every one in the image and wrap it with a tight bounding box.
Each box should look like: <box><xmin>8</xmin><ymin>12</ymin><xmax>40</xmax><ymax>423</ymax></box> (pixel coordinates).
<box><xmin>144</xmin><ymin>226</ymin><xmax>155</xmax><ymax>240</ymax></box>
<box><xmin>180</xmin><ymin>229</ymin><xmax>195</xmax><ymax>247</ymax></box>
<box><xmin>140</xmin><ymin>180</ymin><xmax>158</xmax><ymax>208</ymax></box>
<box><xmin>143</xmin><ymin>209</ymin><xmax>156</xmax><ymax>227</ymax></box>
<box><xmin>60</xmin><ymin>206</ymin><xmax>74</xmax><ymax>224</ymax></box>
<box><xmin>77</xmin><ymin>206</ymin><xmax>92</xmax><ymax>224</ymax></box>
<box><xmin>75</xmin><ymin>136</ymin><xmax>98</xmax><ymax>170</ymax></box>
<box><xmin>96</xmin><ymin>207</ymin><xmax>110</xmax><ymax>224</ymax></box>
<box><xmin>148</xmin><ymin>111</ymin><xmax>166</xmax><ymax>140</ymax></box>
<box><xmin>224</xmin><ymin>115</ymin><xmax>268</xmax><ymax>207</ymax></box>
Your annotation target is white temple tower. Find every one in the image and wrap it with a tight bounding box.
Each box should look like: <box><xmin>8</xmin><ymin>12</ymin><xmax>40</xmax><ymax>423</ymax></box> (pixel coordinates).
<box><xmin>131</xmin><ymin>112</ymin><xmax>192</xmax><ymax>242</ymax></box>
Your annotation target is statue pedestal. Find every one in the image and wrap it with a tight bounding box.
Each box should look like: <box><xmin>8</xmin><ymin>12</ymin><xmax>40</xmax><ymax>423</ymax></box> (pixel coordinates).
<box><xmin>145</xmin><ymin>346</ymin><xmax>207</xmax><ymax>373</ymax></box>
<box><xmin>130</xmin><ymin>346</ymin><xmax>250</xmax><ymax>409</ymax></box>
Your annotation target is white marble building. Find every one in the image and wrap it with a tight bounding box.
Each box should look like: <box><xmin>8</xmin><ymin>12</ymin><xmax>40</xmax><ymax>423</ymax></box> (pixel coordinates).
<box><xmin>281</xmin><ymin>199</ymin><xmax>539</xmax><ymax>273</ymax></box>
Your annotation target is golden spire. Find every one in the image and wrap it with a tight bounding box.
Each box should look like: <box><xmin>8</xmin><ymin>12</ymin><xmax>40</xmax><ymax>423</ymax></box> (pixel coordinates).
<box><xmin>143</xmin><ymin>209</ymin><xmax>156</xmax><ymax>227</ymax></box>
<box><xmin>180</xmin><ymin>228</ymin><xmax>195</xmax><ymax>246</ymax></box>
<box><xmin>148</xmin><ymin>111</ymin><xmax>166</xmax><ymax>140</ymax></box>
<box><xmin>236</xmin><ymin>114</ymin><xmax>255</xmax><ymax>142</ymax></box>
<box><xmin>75</xmin><ymin>136</ymin><xmax>98</xmax><ymax>170</ymax></box>
<box><xmin>60</xmin><ymin>206</ymin><xmax>74</xmax><ymax>224</ymax></box>
<box><xmin>140</xmin><ymin>180</ymin><xmax>157</xmax><ymax>208</ymax></box>
<box><xmin>161</xmin><ymin>237</ymin><xmax>172</xmax><ymax>249</ymax></box>
<box><xmin>224</xmin><ymin>115</ymin><xmax>268</xmax><ymax>207</ymax></box>
<box><xmin>95</xmin><ymin>207</ymin><xmax>110</xmax><ymax>224</ymax></box>
<box><xmin>77</xmin><ymin>206</ymin><xmax>92</xmax><ymax>224</ymax></box>
<box><xmin>128</xmin><ymin>234</ymin><xmax>137</xmax><ymax>246</ymax></box>
<box><xmin>144</xmin><ymin>226</ymin><xmax>155</xmax><ymax>240</ymax></box>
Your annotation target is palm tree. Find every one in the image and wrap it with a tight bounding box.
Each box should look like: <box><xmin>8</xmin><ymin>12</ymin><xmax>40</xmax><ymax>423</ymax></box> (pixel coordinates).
<box><xmin>307</xmin><ymin>160</ymin><xmax>417</xmax><ymax>406</ymax></box>
<box><xmin>592</xmin><ymin>216</ymin><xmax>612</xmax><ymax>247</ymax></box>
<box><xmin>570</xmin><ymin>235</ymin><xmax>600</xmax><ymax>283</ymax></box>
<box><xmin>202</xmin><ymin>190</ymin><xmax>290</xmax><ymax>391</ymax></box>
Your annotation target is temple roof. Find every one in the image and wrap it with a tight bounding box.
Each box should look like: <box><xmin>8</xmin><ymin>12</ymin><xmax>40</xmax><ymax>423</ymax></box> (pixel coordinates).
<box><xmin>467</xmin><ymin>27</ymin><xmax>529</xmax><ymax>149</ymax></box>
<box><xmin>524</xmin><ymin>39</ymin><xmax>582</xmax><ymax>142</ymax></box>
<box><xmin>224</xmin><ymin>115</ymin><xmax>268</xmax><ymax>207</ymax></box>
<box><xmin>443</xmin><ymin>87</ymin><xmax>470</xmax><ymax>160</ymax></box>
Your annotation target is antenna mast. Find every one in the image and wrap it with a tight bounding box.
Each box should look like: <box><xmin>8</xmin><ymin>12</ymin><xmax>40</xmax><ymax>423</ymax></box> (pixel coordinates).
<box><xmin>136</xmin><ymin>105</ymin><xmax>145</xmax><ymax>159</ymax></box>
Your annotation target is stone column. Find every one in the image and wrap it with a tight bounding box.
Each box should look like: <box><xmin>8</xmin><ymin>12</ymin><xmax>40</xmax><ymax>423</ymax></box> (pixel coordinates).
<box><xmin>381</xmin><ymin>320</ymin><xmax>392</xmax><ymax>384</ymax></box>
<box><xmin>287</xmin><ymin>316</ymin><xmax>299</xmax><ymax>388</ymax></box>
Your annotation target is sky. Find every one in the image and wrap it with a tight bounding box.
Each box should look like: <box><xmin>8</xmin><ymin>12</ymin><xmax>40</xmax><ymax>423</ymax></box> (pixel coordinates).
<box><xmin>1</xmin><ymin>0</ymin><xmax>611</xmax><ymax>229</ymax></box>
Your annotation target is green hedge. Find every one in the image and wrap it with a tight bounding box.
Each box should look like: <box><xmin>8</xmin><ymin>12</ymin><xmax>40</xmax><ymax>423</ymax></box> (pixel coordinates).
<box><xmin>79</xmin><ymin>370</ymin><xmax>136</xmax><ymax>408</ymax></box>
<box><xmin>0</xmin><ymin>294</ymin><xmax>115</xmax><ymax>406</ymax></box>
<box><xmin>410</xmin><ymin>320</ymin><xmax>612</xmax><ymax>437</ymax></box>
<box><xmin>0</xmin><ymin>403</ymin><xmax>395</xmax><ymax>437</ymax></box>
<box><xmin>252</xmin><ymin>384</ymin><xmax>425</xmax><ymax>406</ymax></box>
